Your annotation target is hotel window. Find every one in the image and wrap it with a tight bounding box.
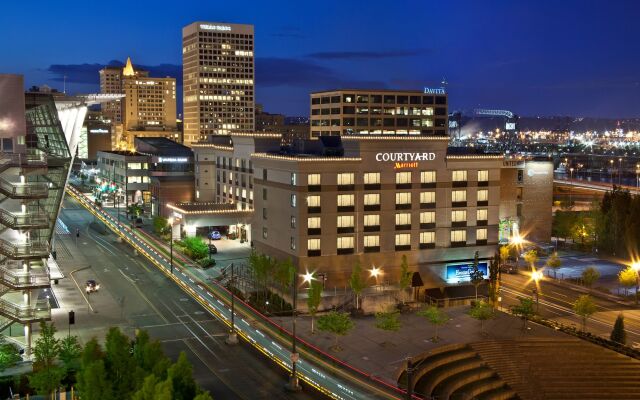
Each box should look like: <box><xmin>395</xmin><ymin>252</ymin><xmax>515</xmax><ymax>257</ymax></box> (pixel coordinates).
<box><xmin>452</xmin><ymin>190</ymin><xmax>467</xmax><ymax>202</ymax></box>
<box><xmin>477</xmin><ymin>228</ymin><xmax>488</xmax><ymax>241</ymax></box>
<box><xmin>477</xmin><ymin>209</ymin><xmax>488</xmax><ymax>222</ymax></box>
<box><xmin>420</xmin><ymin>191</ymin><xmax>436</xmax><ymax>204</ymax></box>
<box><xmin>395</xmin><ymin>233</ymin><xmax>411</xmax><ymax>248</ymax></box>
<box><xmin>337</xmin><ymin>215</ymin><xmax>354</xmax><ymax>228</ymax></box>
<box><xmin>364</xmin><ymin>172</ymin><xmax>380</xmax><ymax>185</ymax></box>
<box><xmin>290</xmin><ymin>237</ymin><xmax>296</xmax><ymax>250</ymax></box>
<box><xmin>395</xmin><ymin>171</ymin><xmax>412</xmax><ymax>185</ymax></box>
<box><xmin>451</xmin><ymin>230</ymin><xmax>467</xmax><ymax>244</ymax></box>
<box><xmin>420</xmin><ymin>211</ymin><xmax>435</xmax><ymax>224</ymax></box>
<box><xmin>262</xmin><ymin>208</ymin><xmax>267</xmax><ymax>220</ymax></box>
<box><xmin>262</xmin><ymin>227</ymin><xmax>268</xmax><ymax>239</ymax></box>
<box><xmin>452</xmin><ymin>210</ymin><xmax>467</xmax><ymax>222</ymax></box>
<box><xmin>395</xmin><ymin>213</ymin><xmax>411</xmax><ymax>228</ymax></box>
<box><xmin>308</xmin><ymin>217</ymin><xmax>321</xmax><ymax>229</ymax></box>
<box><xmin>308</xmin><ymin>238</ymin><xmax>320</xmax><ymax>250</ymax></box>
<box><xmin>364</xmin><ymin>235</ymin><xmax>379</xmax><ymax>248</ymax></box>
<box><xmin>477</xmin><ymin>189</ymin><xmax>489</xmax><ymax>202</ymax></box>
<box><xmin>420</xmin><ymin>231</ymin><xmax>435</xmax><ymax>244</ymax></box>
<box><xmin>337</xmin><ymin>237</ymin><xmax>354</xmax><ymax>249</ymax></box>
<box><xmin>478</xmin><ymin>170</ymin><xmax>489</xmax><ymax>182</ymax></box>
<box><xmin>337</xmin><ymin>173</ymin><xmax>354</xmax><ymax>185</ymax></box>
<box><xmin>307</xmin><ymin>195</ymin><xmax>321</xmax><ymax>207</ymax></box>
<box><xmin>420</xmin><ymin>170</ymin><xmax>436</xmax><ymax>184</ymax></box>
<box><xmin>337</xmin><ymin>194</ymin><xmax>355</xmax><ymax>207</ymax></box>
<box><xmin>307</xmin><ymin>173</ymin><xmax>321</xmax><ymax>186</ymax></box>
<box><xmin>452</xmin><ymin>170</ymin><xmax>467</xmax><ymax>182</ymax></box>
<box><xmin>395</xmin><ymin>192</ymin><xmax>412</xmax><ymax>206</ymax></box>
<box><xmin>364</xmin><ymin>214</ymin><xmax>380</xmax><ymax>227</ymax></box>
<box><xmin>364</xmin><ymin>193</ymin><xmax>380</xmax><ymax>205</ymax></box>
<box><xmin>290</xmin><ymin>194</ymin><xmax>297</xmax><ymax>207</ymax></box>
<box><xmin>291</xmin><ymin>173</ymin><xmax>297</xmax><ymax>186</ymax></box>
<box><xmin>291</xmin><ymin>216</ymin><xmax>296</xmax><ymax>228</ymax></box>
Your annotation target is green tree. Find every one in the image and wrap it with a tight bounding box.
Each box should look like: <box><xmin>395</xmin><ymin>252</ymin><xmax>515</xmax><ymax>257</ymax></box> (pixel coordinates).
<box><xmin>618</xmin><ymin>266</ymin><xmax>638</xmax><ymax>297</ymax></box>
<box><xmin>0</xmin><ymin>337</ymin><xmax>22</xmax><ymax>372</ymax></box>
<box><xmin>153</xmin><ymin>216</ymin><xmax>169</xmax><ymax>236</ymax></box>
<box><xmin>167</xmin><ymin>352</ymin><xmax>197</xmax><ymax>400</ymax></box>
<box><xmin>469</xmin><ymin>301</ymin><xmax>494</xmax><ymax>335</ymax></box>
<box><xmin>545</xmin><ymin>252</ymin><xmax>562</xmax><ymax>279</ymax></box>
<box><xmin>80</xmin><ymin>338</ymin><xmax>104</xmax><ymax>369</ymax></box>
<box><xmin>511</xmin><ymin>297</ymin><xmax>535</xmax><ymax>330</ymax></box>
<box><xmin>29</xmin><ymin>321</ymin><xmax>64</xmax><ymax>397</ymax></box>
<box><xmin>59</xmin><ymin>335</ymin><xmax>82</xmax><ymax>374</ymax></box>
<box><xmin>194</xmin><ymin>392</ymin><xmax>214</xmax><ymax>400</ymax></box>
<box><xmin>180</xmin><ymin>236</ymin><xmax>209</xmax><ymax>260</ymax></box>
<box><xmin>317</xmin><ymin>311</ymin><xmax>354</xmax><ymax>351</ymax></box>
<box><xmin>499</xmin><ymin>245</ymin><xmax>510</xmax><ymax>267</ymax></box>
<box><xmin>573</xmin><ymin>294</ymin><xmax>597</xmax><ymax>331</ymax></box>
<box><xmin>581</xmin><ymin>266</ymin><xmax>601</xmax><ymax>289</ymax></box>
<box><xmin>417</xmin><ymin>306</ymin><xmax>449</xmax><ymax>342</ymax></box>
<box><xmin>469</xmin><ymin>251</ymin><xmax>485</xmax><ymax>300</ymax></box>
<box><xmin>77</xmin><ymin>360</ymin><xmax>113</xmax><ymax>400</ymax></box>
<box><xmin>488</xmin><ymin>255</ymin><xmax>500</xmax><ymax>306</ymax></box>
<box><xmin>275</xmin><ymin>258</ymin><xmax>295</xmax><ymax>304</ymax></box>
<box><xmin>523</xmin><ymin>250</ymin><xmax>539</xmax><ymax>270</ymax></box>
<box><xmin>375</xmin><ymin>310</ymin><xmax>401</xmax><ymax>332</ymax></box>
<box><xmin>307</xmin><ymin>279</ymin><xmax>323</xmax><ymax>334</ymax></box>
<box><xmin>105</xmin><ymin>327</ymin><xmax>137</xmax><ymax>398</ymax></box>
<box><xmin>349</xmin><ymin>259</ymin><xmax>366</xmax><ymax>310</ymax></box>
<box><xmin>398</xmin><ymin>255</ymin><xmax>412</xmax><ymax>304</ymax></box>
<box><xmin>133</xmin><ymin>330</ymin><xmax>171</xmax><ymax>380</ymax></box>
<box><xmin>610</xmin><ymin>314</ymin><xmax>626</xmax><ymax>345</ymax></box>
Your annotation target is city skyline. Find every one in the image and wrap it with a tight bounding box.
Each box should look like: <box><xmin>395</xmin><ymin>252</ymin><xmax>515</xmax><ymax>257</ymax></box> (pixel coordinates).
<box><xmin>2</xmin><ymin>0</ymin><xmax>640</xmax><ymax>118</ymax></box>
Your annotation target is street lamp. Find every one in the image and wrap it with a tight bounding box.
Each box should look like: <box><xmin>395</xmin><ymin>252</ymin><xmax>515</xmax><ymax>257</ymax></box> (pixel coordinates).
<box><xmin>632</xmin><ymin>262</ymin><xmax>640</xmax><ymax>305</ymax></box>
<box><xmin>510</xmin><ymin>234</ymin><xmax>526</xmax><ymax>269</ymax></box>
<box><xmin>531</xmin><ymin>270</ymin><xmax>542</xmax><ymax>312</ymax></box>
<box><xmin>225</xmin><ymin>263</ymin><xmax>238</xmax><ymax>345</ymax></box>
<box><xmin>167</xmin><ymin>217</ymin><xmax>174</xmax><ymax>275</ymax></box>
<box><xmin>619</xmin><ymin>158</ymin><xmax>623</xmax><ymax>185</ymax></box>
<box><xmin>610</xmin><ymin>159</ymin><xmax>614</xmax><ymax>183</ymax></box>
<box><xmin>635</xmin><ymin>163</ymin><xmax>639</xmax><ymax>192</ymax></box>
<box><xmin>370</xmin><ymin>266</ymin><xmax>382</xmax><ymax>291</ymax></box>
<box><xmin>286</xmin><ymin>274</ymin><xmax>302</xmax><ymax>392</ymax></box>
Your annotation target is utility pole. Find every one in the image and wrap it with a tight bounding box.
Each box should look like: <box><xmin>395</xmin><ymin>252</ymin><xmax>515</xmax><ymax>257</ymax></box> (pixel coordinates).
<box><xmin>226</xmin><ymin>263</ymin><xmax>238</xmax><ymax>345</ymax></box>
<box><xmin>286</xmin><ymin>279</ymin><xmax>301</xmax><ymax>391</ymax></box>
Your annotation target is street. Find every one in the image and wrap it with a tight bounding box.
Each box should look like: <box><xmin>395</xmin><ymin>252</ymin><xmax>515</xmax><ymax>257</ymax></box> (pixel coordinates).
<box><xmin>53</xmin><ymin>195</ymin><xmax>324</xmax><ymax>400</ymax></box>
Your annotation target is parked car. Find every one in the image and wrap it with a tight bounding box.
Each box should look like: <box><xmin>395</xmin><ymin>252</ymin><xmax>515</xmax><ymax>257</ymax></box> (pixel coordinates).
<box><xmin>208</xmin><ymin>243</ymin><xmax>218</xmax><ymax>254</ymax></box>
<box><xmin>209</xmin><ymin>230</ymin><xmax>222</xmax><ymax>240</ymax></box>
<box><xmin>500</xmin><ymin>264</ymin><xmax>518</xmax><ymax>274</ymax></box>
<box><xmin>85</xmin><ymin>280</ymin><xmax>100</xmax><ymax>293</ymax></box>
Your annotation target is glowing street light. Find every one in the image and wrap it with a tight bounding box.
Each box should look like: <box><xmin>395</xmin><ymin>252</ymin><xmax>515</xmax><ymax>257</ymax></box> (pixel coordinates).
<box><xmin>302</xmin><ymin>271</ymin><xmax>315</xmax><ymax>284</ymax></box>
<box><xmin>370</xmin><ymin>266</ymin><xmax>382</xmax><ymax>278</ymax></box>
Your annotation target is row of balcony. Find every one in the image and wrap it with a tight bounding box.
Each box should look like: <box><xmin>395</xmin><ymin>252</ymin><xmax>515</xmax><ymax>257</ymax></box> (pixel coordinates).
<box><xmin>0</xmin><ymin>208</ymin><xmax>49</xmax><ymax>230</ymax></box>
<box><xmin>0</xmin><ymin>176</ymin><xmax>49</xmax><ymax>199</ymax></box>
<box><xmin>307</xmin><ymin>202</ymin><xmax>488</xmax><ymax>214</ymax></box>
<box><xmin>0</xmin><ymin>297</ymin><xmax>51</xmax><ymax>322</ymax></box>
<box><xmin>0</xmin><ymin>239</ymin><xmax>49</xmax><ymax>260</ymax></box>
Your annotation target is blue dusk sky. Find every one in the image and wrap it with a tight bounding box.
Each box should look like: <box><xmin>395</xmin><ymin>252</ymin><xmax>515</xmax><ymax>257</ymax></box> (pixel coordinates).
<box><xmin>1</xmin><ymin>0</ymin><xmax>639</xmax><ymax>117</ymax></box>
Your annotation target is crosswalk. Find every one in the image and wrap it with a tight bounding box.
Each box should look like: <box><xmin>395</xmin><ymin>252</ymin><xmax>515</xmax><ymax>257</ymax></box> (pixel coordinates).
<box><xmin>55</xmin><ymin>218</ymin><xmax>70</xmax><ymax>235</ymax></box>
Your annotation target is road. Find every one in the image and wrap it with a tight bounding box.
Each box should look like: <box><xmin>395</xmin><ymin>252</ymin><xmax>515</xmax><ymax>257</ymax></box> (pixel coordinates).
<box><xmin>55</xmin><ymin>195</ymin><xmax>324</xmax><ymax>400</ymax></box>
<box><xmin>64</xmin><ymin>185</ymin><xmax>402</xmax><ymax>400</ymax></box>
<box><xmin>499</xmin><ymin>272</ymin><xmax>640</xmax><ymax>346</ymax></box>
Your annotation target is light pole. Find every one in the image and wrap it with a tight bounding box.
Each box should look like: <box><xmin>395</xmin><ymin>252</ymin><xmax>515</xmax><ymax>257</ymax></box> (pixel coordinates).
<box><xmin>632</xmin><ymin>262</ymin><xmax>640</xmax><ymax>305</ymax></box>
<box><xmin>168</xmin><ymin>217</ymin><xmax>174</xmax><ymax>275</ymax></box>
<box><xmin>569</xmin><ymin>167</ymin><xmax>574</xmax><ymax>207</ymax></box>
<box><xmin>285</xmin><ymin>274</ymin><xmax>301</xmax><ymax>392</ymax></box>
<box><xmin>619</xmin><ymin>158</ymin><xmax>623</xmax><ymax>185</ymax></box>
<box><xmin>610</xmin><ymin>159</ymin><xmax>614</xmax><ymax>184</ymax></box>
<box><xmin>532</xmin><ymin>270</ymin><xmax>542</xmax><ymax>313</ymax></box>
<box><xmin>636</xmin><ymin>164</ymin><xmax>639</xmax><ymax>192</ymax></box>
<box><xmin>226</xmin><ymin>263</ymin><xmax>238</xmax><ymax>345</ymax></box>
<box><xmin>370</xmin><ymin>265</ymin><xmax>382</xmax><ymax>292</ymax></box>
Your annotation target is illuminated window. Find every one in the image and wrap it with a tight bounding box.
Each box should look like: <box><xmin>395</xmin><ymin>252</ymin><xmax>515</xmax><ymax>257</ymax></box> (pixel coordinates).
<box><xmin>477</xmin><ymin>209</ymin><xmax>488</xmax><ymax>221</ymax></box>
<box><xmin>452</xmin><ymin>170</ymin><xmax>467</xmax><ymax>182</ymax></box>
<box><xmin>395</xmin><ymin>192</ymin><xmax>412</xmax><ymax>205</ymax></box>
<box><xmin>307</xmin><ymin>217</ymin><xmax>321</xmax><ymax>229</ymax></box>
<box><xmin>262</xmin><ymin>227</ymin><xmax>268</xmax><ymax>239</ymax></box>
<box><xmin>420</xmin><ymin>211</ymin><xmax>435</xmax><ymax>224</ymax></box>
<box><xmin>307</xmin><ymin>195</ymin><xmax>321</xmax><ymax>207</ymax></box>
<box><xmin>290</xmin><ymin>173</ymin><xmax>297</xmax><ymax>185</ymax></box>
<box><xmin>337</xmin><ymin>237</ymin><xmax>354</xmax><ymax>249</ymax></box>
<box><xmin>395</xmin><ymin>213</ymin><xmax>411</xmax><ymax>226</ymax></box>
<box><xmin>307</xmin><ymin>173</ymin><xmax>321</xmax><ymax>185</ymax></box>
<box><xmin>308</xmin><ymin>238</ymin><xmax>320</xmax><ymax>250</ymax></box>
<box><xmin>337</xmin><ymin>215</ymin><xmax>354</xmax><ymax>228</ymax></box>
<box><xmin>451</xmin><ymin>230</ymin><xmax>467</xmax><ymax>243</ymax></box>
<box><xmin>477</xmin><ymin>228</ymin><xmax>488</xmax><ymax>241</ymax></box>
<box><xmin>290</xmin><ymin>194</ymin><xmax>297</xmax><ymax>207</ymax></box>
<box><xmin>395</xmin><ymin>172</ymin><xmax>412</xmax><ymax>184</ymax></box>
<box><xmin>452</xmin><ymin>210</ymin><xmax>467</xmax><ymax>222</ymax></box>
<box><xmin>337</xmin><ymin>194</ymin><xmax>354</xmax><ymax>207</ymax></box>
<box><xmin>337</xmin><ymin>173</ymin><xmax>354</xmax><ymax>185</ymax></box>
<box><xmin>420</xmin><ymin>231</ymin><xmax>435</xmax><ymax>244</ymax></box>
<box><xmin>452</xmin><ymin>190</ymin><xmax>467</xmax><ymax>202</ymax></box>
<box><xmin>290</xmin><ymin>237</ymin><xmax>296</xmax><ymax>250</ymax></box>
<box><xmin>364</xmin><ymin>214</ymin><xmax>379</xmax><ymax>226</ymax></box>
<box><xmin>364</xmin><ymin>235</ymin><xmax>379</xmax><ymax>247</ymax></box>
<box><xmin>478</xmin><ymin>189</ymin><xmax>489</xmax><ymax>202</ymax></box>
<box><xmin>395</xmin><ymin>233</ymin><xmax>411</xmax><ymax>246</ymax></box>
<box><xmin>364</xmin><ymin>193</ymin><xmax>380</xmax><ymax>205</ymax></box>
<box><xmin>420</xmin><ymin>191</ymin><xmax>436</xmax><ymax>203</ymax></box>
<box><xmin>478</xmin><ymin>170</ymin><xmax>489</xmax><ymax>182</ymax></box>
<box><xmin>420</xmin><ymin>170</ymin><xmax>436</xmax><ymax>183</ymax></box>
<box><xmin>364</xmin><ymin>172</ymin><xmax>380</xmax><ymax>184</ymax></box>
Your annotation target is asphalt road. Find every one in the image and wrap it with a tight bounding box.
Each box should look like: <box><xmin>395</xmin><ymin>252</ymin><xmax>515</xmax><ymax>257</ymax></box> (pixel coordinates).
<box><xmin>55</xmin><ymin>195</ymin><xmax>324</xmax><ymax>400</ymax></box>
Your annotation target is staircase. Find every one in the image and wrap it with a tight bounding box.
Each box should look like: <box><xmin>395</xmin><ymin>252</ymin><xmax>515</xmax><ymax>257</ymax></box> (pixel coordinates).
<box><xmin>0</xmin><ymin>297</ymin><xmax>50</xmax><ymax>322</ymax></box>
<box><xmin>0</xmin><ymin>176</ymin><xmax>48</xmax><ymax>199</ymax></box>
<box><xmin>0</xmin><ymin>208</ymin><xmax>49</xmax><ymax>230</ymax></box>
<box><xmin>0</xmin><ymin>260</ymin><xmax>50</xmax><ymax>289</ymax></box>
<box><xmin>0</xmin><ymin>239</ymin><xmax>49</xmax><ymax>260</ymax></box>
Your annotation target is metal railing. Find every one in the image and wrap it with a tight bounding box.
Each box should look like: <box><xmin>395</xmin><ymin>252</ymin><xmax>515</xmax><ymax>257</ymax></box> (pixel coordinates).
<box><xmin>0</xmin><ymin>261</ymin><xmax>50</xmax><ymax>289</ymax></box>
<box><xmin>0</xmin><ymin>239</ymin><xmax>49</xmax><ymax>259</ymax></box>
<box><xmin>0</xmin><ymin>208</ymin><xmax>49</xmax><ymax>229</ymax></box>
<box><xmin>0</xmin><ymin>150</ymin><xmax>47</xmax><ymax>171</ymax></box>
<box><xmin>0</xmin><ymin>297</ymin><xmax>50</xmax><ymax>322</ymax></box>
<box><xmin>0</xmin><ymin>176</ymin><xmax>49</xmax><ymax>199</ymax></box>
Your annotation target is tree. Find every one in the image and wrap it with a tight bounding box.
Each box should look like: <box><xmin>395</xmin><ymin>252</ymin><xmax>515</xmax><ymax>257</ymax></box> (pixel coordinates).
<box><xmin>29</xmin><ymin>321</ymin><xmax>64</xmax><ymax>397</ymax></box>
<box><xmin>307</xmin><ymin>279</ymin><xmax>323</xmax><ymax>334</ymax></box>
<box><xmin>610</xmin><ymin>314</ymin><xmax>626</xmax><ymax>345</ymax></box>
<box><xmin>511</xmin><ymin>297</ymin><xmax>535</xmax><ymax>330</ymax></box>
<box><xmin>275</xmin><ymin>258</ymin><xmax>295</xmax><ymax>304</ymax></box>
<box><xmin>618</xmin><ymin>266</ymin><xmax>637</xmax><ymax>296</ymax></box>
<box><xmin>59</xmin><ymin>335</ymin><xmax>82</xmax><ymax>374</ymax></box>
<box><xmin>375</xmin><ymin>310</ymin><xmax>401</xmax><ymax>332</ymax></box>
<box><xmin>194</xmin><ymin>392</ymin><xmax>214</xmax><ymax>400</ymax></box>
<box><xmin>488</xmin><ymin>255</ymin><xmax>500</xmax><ymax>306</ymax></box>
<box><xmin>105</xmin><ymin>327</ymin><xmax>137</xmax><ymax>398</ymax></box>
<box><xmin>179</xmin><ymin>236</ymin><xmax>208</xmax><ymax>260</ymax></box>
<box><xmin>573</xmin><ymin>294</ymin><xmax>597</xmax><ymax>331</ymax></box>
<box><xmin>317</xmin><ymin>311</ymin><xmax>354</xmax><ymax>351</ymax></box>
<box><xmin>153</xmin><ymin>216</ymin><xmax>169</xmax><ymax>236</ymax></box>
<box><xmin>0</xmin><ymin>337</ymin><xmax>22</xmax><ymax>372</ymax></box>
<box><xmin>133</xmin><ymin>330</ymin><xmax>171</xmax><ymax>380</ymax></box>
<box><xmin>499</xmin><ymin>246</ymin><xmax>510</xmax><ymax>267</ymax></box>
<box><xmin>469</xmin><ymin>251</ymin><xmax>485</xmax><ymax>301</ymax></box>
<box><xmin>77</xmin><ymin>360</ymin><xmax>113</xmax><ymax>400</ymax></box>
<box><xmin>581</xmin><ymin>266</ymin><xmax>600</xmax><ymax>289</ymax></box>
<box><xmin>469</xmin><ymin>301</ymin><xmax>494</xmax><ymax>335</ymax></box>
<box><xmin>398</xmin><ymin>255</ymin><xmax>412</xmax><ymax>304</ymax></box>
<box><xmin>80</xmin><ymin>338</ymin><xmax>104</xmax><ymax>368</ymax></box>
<box><xmin>349</xmin><ymin>259</ymin><xmax>366</xmax><ymax>310</ymax></box>
<box><xmin>523</xmin><ymin>250</ymin><xmax>538</xmax><ymax>270</ymax></box>
<box><xmin>417</xmin><ymin>306</ymin><xmax>449</xmax><ymax>342</ymax></box>
<box><xmin>167</xmin><ymin>352</ymin><xmax>197</xmax><ymax>400</ymax></box>
<box><xmin>545</xmin><ymin>252</ymin><xmax>562</xmax><ymax>279</ymax></box>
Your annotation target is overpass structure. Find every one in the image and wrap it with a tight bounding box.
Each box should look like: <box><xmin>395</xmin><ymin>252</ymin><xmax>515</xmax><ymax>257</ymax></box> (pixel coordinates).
<box><xmin>554</xmin><ymin>178</ymin><xmax>640</xmax><ymax>195</ymax></box>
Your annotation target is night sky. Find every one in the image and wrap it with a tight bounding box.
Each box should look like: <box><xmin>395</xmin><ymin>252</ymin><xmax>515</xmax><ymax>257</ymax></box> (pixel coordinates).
<box><xmin>2</xmin><ymin>0</ymin><xmax>640</xmax><ymax>118</ymax></box>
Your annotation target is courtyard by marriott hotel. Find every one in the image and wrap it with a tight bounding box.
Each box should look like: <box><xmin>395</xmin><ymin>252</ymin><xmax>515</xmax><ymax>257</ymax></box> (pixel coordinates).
<box><xmin>185</xmin><ymin>132</ymin><xmax>552</xmax><ymax>288</ymax></box>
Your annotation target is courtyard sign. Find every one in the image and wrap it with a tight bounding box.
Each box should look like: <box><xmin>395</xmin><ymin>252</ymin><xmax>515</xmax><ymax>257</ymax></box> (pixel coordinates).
<box><xmin>375</xmin><ymin>152</ymin><xmax>436</xmax><ymax>162</ymax></box>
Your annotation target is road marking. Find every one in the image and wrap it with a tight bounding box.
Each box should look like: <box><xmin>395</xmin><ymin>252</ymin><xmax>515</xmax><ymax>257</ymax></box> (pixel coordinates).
<box><xmin>69</xmin><ymin>266</ymin><xmax>95</xmax><ymax>313</ymax></box>
<box><xmin>118</xmin><ymin>270</ymin><xmax>169</xmax><ymax>324</ymax></box>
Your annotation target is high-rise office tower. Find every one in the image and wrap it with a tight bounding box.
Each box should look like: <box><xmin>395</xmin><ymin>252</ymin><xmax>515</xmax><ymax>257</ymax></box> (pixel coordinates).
<box><xmin>122</xmin><ymin>76</ymin><xmax>177</xmax><ymax>131</ymax></box>
<box><xmin>182</xmin><ymin>22</ymin><xmax>255</xmax><ymax>145</ymax></box>
<box><xmin>99</xmin><ymin>57</ymin><xmax>148</xmax><ymax>125</ymax></box>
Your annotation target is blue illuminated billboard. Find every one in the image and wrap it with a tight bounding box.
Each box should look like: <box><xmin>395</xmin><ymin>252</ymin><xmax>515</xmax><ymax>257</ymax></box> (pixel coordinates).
<box><xmin>446</xmin><ymin>262</ymin><xmax>488</xmax><ymax>283</ymax></box>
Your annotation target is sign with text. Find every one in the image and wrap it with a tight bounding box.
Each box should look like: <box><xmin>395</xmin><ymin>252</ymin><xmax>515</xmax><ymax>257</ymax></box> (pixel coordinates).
<box><xmin>446</xmin><ymin>262</ymin><xmax>488</xmax><ymax>283</ymax></box>
<box><xmin>424</xmin><ymin>87</ymin><xmax>446</xmax><ymax>95</ymax></box>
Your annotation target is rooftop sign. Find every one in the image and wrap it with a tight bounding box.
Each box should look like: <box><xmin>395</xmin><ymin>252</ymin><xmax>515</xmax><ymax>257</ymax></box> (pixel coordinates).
<box><xmin>158</xmin><ymin>157</ymin><xmax>188</xmax><ymax>163</ymax></box>
<box><xmin>424</xmin><ymin>87</ymin><xmax>446</xmax><ymax>95</ymax></box>
<box><xmin>376</xmin><ymin>152</ymin><xmax>436</xmax><ymax>162</ymax></box>
<box><xmin>199</xmin><ymin>24</ymin><xmax>231</xmax><ymax>31</ymax></box>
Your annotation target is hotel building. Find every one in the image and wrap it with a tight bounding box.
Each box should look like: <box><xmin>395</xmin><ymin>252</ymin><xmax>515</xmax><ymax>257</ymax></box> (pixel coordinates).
<box><xmin>310</xmin><ymin>89</ymin><xmax>448</xmax><ymax>137</ymax></box>
<box><xmin>99</xmin><ymin>58</ymin><xmax>149</xmax><ymax>125</ymax></box>
<box><xmin>189</xmin><ymin>133</ymin><xmax>552</xmax><ymax>288</ymax></box>
<box><xmin>182</xmin><ymin>22</ymin><xmax>255</xmax><ymax>145</ymax></box>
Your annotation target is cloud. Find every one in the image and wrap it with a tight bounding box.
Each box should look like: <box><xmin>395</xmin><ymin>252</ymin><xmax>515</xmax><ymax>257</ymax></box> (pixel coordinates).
<box><xmin>307</xmin><ymin>49</ymin><xmax>427</xmax><ymax>60</ymax></box>
<box><xmin>46</xmin><ymin>61</ymin><xmax>182</xmax><ymax>86</ymax></box>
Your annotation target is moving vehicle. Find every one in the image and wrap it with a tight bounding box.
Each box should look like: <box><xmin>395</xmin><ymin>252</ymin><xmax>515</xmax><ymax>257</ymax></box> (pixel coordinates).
<box><xmin>85</xmin><ymin>280</ymin><xmax>100</xmax><ymax>293</ymax></box>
